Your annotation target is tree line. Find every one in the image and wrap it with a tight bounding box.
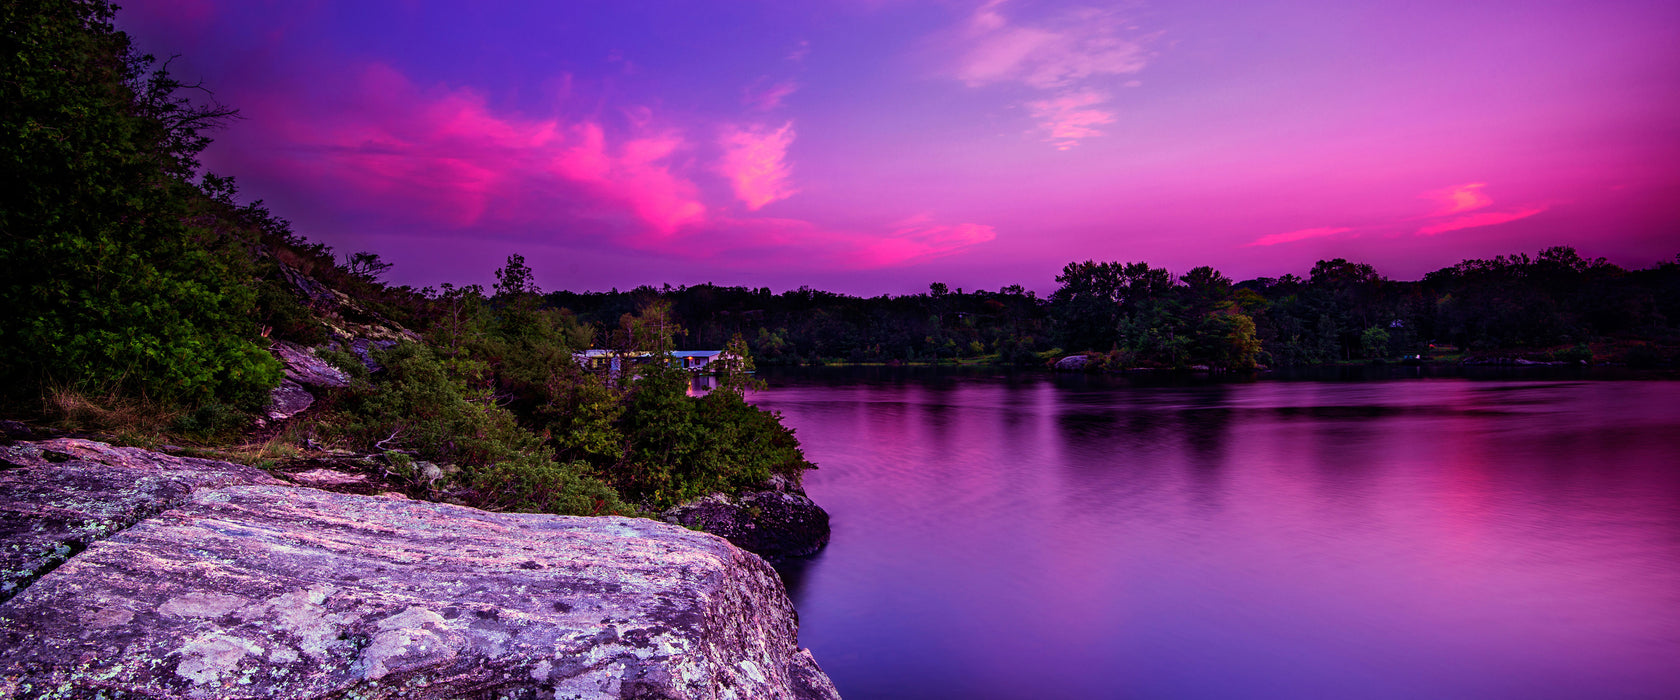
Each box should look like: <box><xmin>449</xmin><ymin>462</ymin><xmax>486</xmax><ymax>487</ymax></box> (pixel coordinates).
<box><xmin>543</xmin><ymin>249</ymin><xmax>1680</xmax><ymax>370</ymax></box>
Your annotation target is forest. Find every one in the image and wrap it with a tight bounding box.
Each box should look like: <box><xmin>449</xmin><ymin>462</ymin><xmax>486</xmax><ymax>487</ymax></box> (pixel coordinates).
<box><xmin>551</xmin><ymin>250</ymin><xmax>1680</xmax><ymax>371</ymax></box>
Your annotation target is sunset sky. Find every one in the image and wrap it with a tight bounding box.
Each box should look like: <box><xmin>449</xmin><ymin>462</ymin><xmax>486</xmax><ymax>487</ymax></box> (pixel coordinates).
<box><xmin>118</xmin><ymin>0</ymin><xmax>1679</xmax><ymax>295</ymax></box>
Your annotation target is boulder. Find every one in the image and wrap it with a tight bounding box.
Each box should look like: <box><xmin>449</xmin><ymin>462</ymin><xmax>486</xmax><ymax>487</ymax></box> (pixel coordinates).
<box><xmin>262</xmin><ymin>342</ymin><xmax>354</xmax><ymax>424</ymax></box>
<box><xmin>264</xmin><ymin>378</ymin><xmax>316</xmax><ymax>422</ymax></box>
<box><xmin>0</xmin><ymin>440</ymin><xmax>837</xmax><ymax>700</ymax></box>
<box><xmin>1053</xmin><ymin>354</ymin><xmax>1089</xmax><ymax>371</ymax></box>
<box><xmin>270</xmin><ymin>341</ymin><xmax>351</xmax><ymax>389</ymax></box>
<box><xmin>663</xmin><ymin>489</ymin><xmax>831</xmax><ymax>561</ymax></box>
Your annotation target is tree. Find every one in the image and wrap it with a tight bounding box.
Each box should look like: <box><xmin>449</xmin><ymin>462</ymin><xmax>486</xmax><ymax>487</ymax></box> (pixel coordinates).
<box><xmin>611</xmin><ymin>299</ymin><xmax>683</xmax><ymax>354</ymax></box>
<box><xmin>0</xmin><ymin>0</ymin><xmax>280</xmax><ymax>414</ymax></box>
<box><xmin>345</xmin><ymin>252</ymin><xmax>394</xmax><ymax>283</ymax></box>
<box><xmin>1050</xmin><ymin>260</ymin><xmax>1126</xmax><ymax>351</ymax></box>
<box><xmin>1360</xmin><ymin>326</ymin><xmax>1392</xmax><ymax>359</ymax></box>
<box><xmin>493</xmin><ymin>253</ymin><xmax>540</xmax><ymax>299</ymax></box>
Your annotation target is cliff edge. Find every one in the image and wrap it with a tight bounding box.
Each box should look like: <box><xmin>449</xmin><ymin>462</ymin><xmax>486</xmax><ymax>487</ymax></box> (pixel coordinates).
<box><xmin>0</xmin><ymin>439</ymin><xmax>838</xmax><ymax>699</ymax></box>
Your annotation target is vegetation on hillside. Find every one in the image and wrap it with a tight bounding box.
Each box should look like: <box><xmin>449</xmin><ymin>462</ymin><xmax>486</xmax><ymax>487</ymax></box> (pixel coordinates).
<box><xmin>0</xmin><ymin>0</ymin><xmax>811</xmax><ymax>518</ymax></box>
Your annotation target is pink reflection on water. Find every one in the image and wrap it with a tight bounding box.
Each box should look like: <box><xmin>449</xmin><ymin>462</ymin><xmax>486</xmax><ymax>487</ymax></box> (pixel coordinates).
<box><xmin>760</xmin><ymin>375</ymin><xmax>1680</xmax><ymax>699</ymax></box>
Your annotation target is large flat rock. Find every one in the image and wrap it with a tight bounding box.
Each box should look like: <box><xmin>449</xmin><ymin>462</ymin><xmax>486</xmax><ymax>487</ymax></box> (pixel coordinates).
<box><xmin>0</xmin><ymin>479</ymin><xmax>838</xmax><ymax>699</ymax></box>
<box><xmin>0</xmin><ymin>439</ymin><xmax>283</xmax><ymax>603</ymax></box>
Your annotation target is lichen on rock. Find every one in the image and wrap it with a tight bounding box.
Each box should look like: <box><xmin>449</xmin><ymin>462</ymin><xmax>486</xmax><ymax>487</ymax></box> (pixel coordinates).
<box><xmin>0</xmin><ymin>439</ymin><xmax>281</xmax><ymax>604</ymax></box>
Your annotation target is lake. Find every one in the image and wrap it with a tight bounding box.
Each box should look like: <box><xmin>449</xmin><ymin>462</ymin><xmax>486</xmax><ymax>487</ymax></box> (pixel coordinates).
<box><xmin>750</xmin><ymin>368</ymin><xmax>1680</xmax><ymax>699</ymax></box>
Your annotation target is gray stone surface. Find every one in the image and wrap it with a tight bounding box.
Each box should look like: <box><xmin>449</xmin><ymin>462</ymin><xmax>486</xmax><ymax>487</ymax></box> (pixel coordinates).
<box><xmin>270</xmin><ymin>341</ymin><xmax>351</xmax><ymax>389</ymax></box>
<box><xmin>265</xmin><ymin>378</ymin><xmax>316</xmax><ymax>421</ymax></box>
<box><xmin>0</xmin><ymin>439</ymin><xmax>283</xmax><ymax>604</ymax></box>
<box><xmin>0</xmin><ymin>441</ymin><xmax>837</xmax><ymax>700</ymax></box>
<box><xmin>264</xmin><ymin>341</ymin><xmax>355</xmax><ymax>423</ymax></box>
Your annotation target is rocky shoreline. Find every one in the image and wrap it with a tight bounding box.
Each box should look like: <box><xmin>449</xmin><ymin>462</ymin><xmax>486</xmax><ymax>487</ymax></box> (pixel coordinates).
<box><xmin>0</xmin><ymin>438</ymin><xmax>838</xmax><ymax>699</ymax></box>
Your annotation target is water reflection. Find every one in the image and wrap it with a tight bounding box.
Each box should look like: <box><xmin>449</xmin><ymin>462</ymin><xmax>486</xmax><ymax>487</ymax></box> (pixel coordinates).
<box><xmin>758</xmin><ymin>372</ymin><xmax>1680</xmax><ymax>700</ymax></box>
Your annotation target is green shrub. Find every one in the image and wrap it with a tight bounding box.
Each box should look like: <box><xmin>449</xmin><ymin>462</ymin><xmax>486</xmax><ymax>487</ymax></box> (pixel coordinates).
<box><xmin>324</xmin><ymin>342</ymin><xmax>629</xmax><ymax>516</ymax></box>
<box><xmin>0</xmin><ymin>0</ymin><xmax>281</xmax><ymax>415</ymax></box>
<box><xmin>465</xmin><ymin>456</ymin><xmax>629</xmax><ymax>516</ymax></box>
<box><xmin>255</xmin><ymin>278</ymin><xmax>330</xmax><ymax>346</ymax></box>
<box><xmin>316</xmin><ymin>348</ymin><xmax>370</xmax><ymax>381</ymax></box>
<box><xmin>614</xmin><ymin>363</ymin><xmax>812</xmax><ymax>509</ymax></box>
<box><xmin>173</xmin><ymin>401</ymin><xmax>253</xmax><ymax>438</ymax></box>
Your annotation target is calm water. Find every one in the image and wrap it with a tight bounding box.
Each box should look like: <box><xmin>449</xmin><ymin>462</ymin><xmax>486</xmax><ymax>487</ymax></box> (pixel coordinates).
<box><xmin>751</xmin><ymin>369</ymin><xmax>1680</xmax><ymax>700</ymax></box>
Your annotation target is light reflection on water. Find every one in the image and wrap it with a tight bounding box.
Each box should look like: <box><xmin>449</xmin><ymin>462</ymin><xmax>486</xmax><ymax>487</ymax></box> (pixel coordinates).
<box><xmin>754</xmin><ymin>372</ymin><xmax>1680</xmax><ymax>700</ymax></box>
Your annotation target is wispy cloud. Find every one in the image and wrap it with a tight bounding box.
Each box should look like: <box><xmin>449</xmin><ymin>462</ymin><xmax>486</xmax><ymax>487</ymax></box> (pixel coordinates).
<box><xmin>717</xmin><ymin>122</ymin><xmax>798</xmax><ymax>210</ymax></box>
<box><xmin>1422</xmin><ymin>182</ymin><xmax>1493</xmax><ymax>216</ymax></box>
<box><xmin>1252</xmin><ymin>183</ymin><xmax>1548</xmax><ymax>246</ymax></box>
<box><xmin>1027</xmin><ymin>90</ymin><xmax>1115</xmax><ymax>150</ymax></box>
<box><xmin>947</xmin><ymin>0</ymin><xmax>1150</xmax><ymax>148</ymax></box>
<box><xmin>787</xmin><ymin>40</ymin><xmax>811</xmax><ymax>62</ymax></box>
<box><xmin>1413</xmin><ymin>182</ymin><xmax>1546</xmax><ymax>235</ymax></box>
<box><xmin>1246</xmin><ymin>226</ymin><xmax>1353</xmax><ymax>247</ymax></box>
<box><xmin>955</xmin><ymin>5</ymin><xmax>1147</xmax><ymax>90</ymax></box>
<box><xmin>855</xmin><ymin>217</ymin><xmax>998</xmax><ymax>267</ymax></box>
<box><xmin>1418</xmin><ymin>207</ymin><xmax>1547</xmax><ymax>236</ymax></box>
<box><xmin>744</xmin><ymin>79</ymin><xmax>799</xmax><ymax>111</ymax></box>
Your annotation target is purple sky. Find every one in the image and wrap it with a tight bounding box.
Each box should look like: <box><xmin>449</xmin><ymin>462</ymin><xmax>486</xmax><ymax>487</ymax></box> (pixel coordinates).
<box><xmin>119</xmin><ymin>0</ymin><xmax>1679</xmax><ymax>295</ymax></box>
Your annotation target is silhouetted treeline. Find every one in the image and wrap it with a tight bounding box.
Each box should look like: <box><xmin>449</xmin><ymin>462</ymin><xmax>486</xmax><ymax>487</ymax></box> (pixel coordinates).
<box><xmin>542</xmin><ymin>247</ymin><xmax>1680</xmax><ymax>369</ymax></box>
<box><xmin>548</xmin><ymin>282</ymin><xmax>1051</xmax><ymax>367</ymax></box>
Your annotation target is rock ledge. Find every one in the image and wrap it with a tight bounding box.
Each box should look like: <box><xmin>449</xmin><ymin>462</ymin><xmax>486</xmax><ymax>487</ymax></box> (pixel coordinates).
<box><xmin>0</xmin><ymin>440</ymin><xmax>837</xmax><ymax>700</ymax></box>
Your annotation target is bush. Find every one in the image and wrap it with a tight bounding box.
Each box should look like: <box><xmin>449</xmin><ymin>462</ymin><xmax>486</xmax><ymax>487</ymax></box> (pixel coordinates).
<box><xmin>325</xmin><ymin>343</ymin><xmax>630</xmax><ymax>516</ymax></box>
<box><xmin>465</xmin><ymin>456</ymin><xmax>629</xmax><ymax>516</ymax></box>
<box><xmin>0</xmin><ymin>0</ymin><xmax>281</xmax><ymax>415</ymax></box>
<box><xmin>614</xmin><ymin>363</ymin><xmax>812</xmax><ymax>509</ymax></box>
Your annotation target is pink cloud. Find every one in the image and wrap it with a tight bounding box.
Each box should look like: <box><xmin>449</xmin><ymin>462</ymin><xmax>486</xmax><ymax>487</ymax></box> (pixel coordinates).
<box><xmin>1027</xmin><ymin>90</ymin><xmax>1115</xmax><ymax>149</ymax></box>
<box><xmin>232</xmin><ymin>63</ymin><xmax>706</xmax><ymax>238</ymax></box>
<box><xmin>550</xmin><ymin>123</ymin><xmax>707</xmax><ymax>235</ymax></box>
<box><xmin>944</xmin><ymin>2</ymin><xmax>1150</xmax><ymax>150</ymax></box>
<box><xmin>215</xmin><ymin>61</ymin><xmax>990</xmax><ymax>272</ymax></box>
<box><xmin>1423</xmin><ymin>182</ymin><xmax>1493</xmax><ymax>216</ymax></box>
<box><xmin>955</xmin><ymin>5</ymin><xmax>1148</xmax><ymax>90</ymax></box>
<box><xmin>718</xmin><ymin>122</ymin><xmax>799</xmax><ymax>210</ymax></box>
<box><xmin>1417</xmin><ymin>207</ymin><xmax>1548</xmax><ymax>236</ymax></box>
<box><xmin>853</xmin><ymin>219</ymin><xmax>998</xmax><ymax>267</ymax></box>
<box><xmin>1247</xmin><ymin>226</ymin><xmax>1354</xmax><ymax>247</ymax></box>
